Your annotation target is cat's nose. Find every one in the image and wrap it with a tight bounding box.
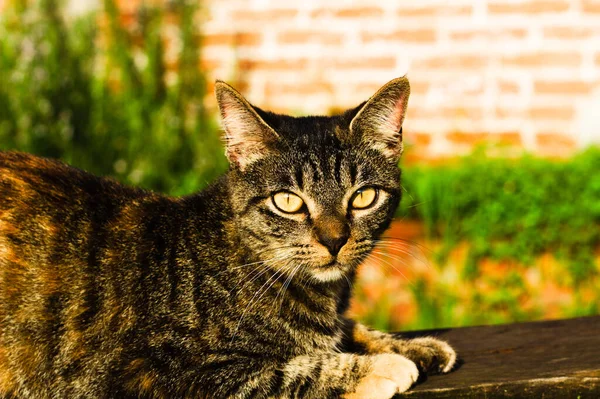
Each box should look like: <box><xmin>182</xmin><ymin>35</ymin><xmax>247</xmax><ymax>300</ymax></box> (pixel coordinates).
<box><xmin>319</xmin><ymin>233</ymin><xmax>349</xmax><ymax>256</ymax></box>
<box><xmin>314</xmin><ymin>218</ymin><xmax>349</xmax><ymax>256</ymax></box>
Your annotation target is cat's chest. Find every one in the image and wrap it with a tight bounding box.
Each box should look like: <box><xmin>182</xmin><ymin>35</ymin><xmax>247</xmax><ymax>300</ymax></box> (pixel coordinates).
<box><xmin>293</xmin><ymin>324</ymin><xmax>344</xmax><ymax>355</ymax></box>
<box><xmin>246</xmin><ymin>295</ymin><xmax>343</xmax><ymax>355</ymax></box>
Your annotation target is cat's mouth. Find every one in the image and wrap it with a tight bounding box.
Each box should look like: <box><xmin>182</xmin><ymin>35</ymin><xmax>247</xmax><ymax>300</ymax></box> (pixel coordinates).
<box><xmin>310</xmin><ymin>260</ymin><xmax>347</xmax><ymax>282</ymax></box>
<box><xmin>319</xmin><ymin>260</ymin><xmax>338</xmax><ymax>268</ymax></box>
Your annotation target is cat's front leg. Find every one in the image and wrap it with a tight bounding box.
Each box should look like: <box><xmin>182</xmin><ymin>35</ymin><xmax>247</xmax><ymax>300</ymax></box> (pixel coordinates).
<box><xmin>275</xmin><ymin>352</ymin><xmax>418</xmax><ymax>399</ymax></box>
<box><xmin>183</xmin><ymin>353</ymin><xmax>417</xmax><ymax>399</ymax></box>
<box><xmin>342</xmin><ymin>319</ymin><xmax>457</xmax><ymax>374</ymax></box>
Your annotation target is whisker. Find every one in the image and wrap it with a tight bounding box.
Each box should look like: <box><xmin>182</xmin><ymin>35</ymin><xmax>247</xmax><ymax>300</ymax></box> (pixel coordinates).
<box><xmin>228</xmin><ymin>255</ymin><xmax>289</xmax><ymax>296</ymax></box>
<box><xmin>210</xmin><ymin>245</ymin><xmax>296</xmax><ymax>280</ymax></box>
<box><xmin>228</xmin><ymin>245</ymin><xmax>300</xmax><ymax>271</ymax></box>
<box><xmin>275</xmin><ymin>262</ymin><xmax>304</xmax><ymax>317</ymax></box>
<box><xmin>379</xmin><ymin>237</ymin><xmax>435</xmax><ymax>255</ymax></box>
<box><xmin>374</xmin><ymin>240</ymin><xmax>432</xmax><ymax>268</ymax></box>
<box><xmin>406</xmin><ymin>200</ymin><xmax>430</xmax><ymax>209</ymax></box>
<box><xmin>370</xmin><ymin>251</ymin><xmax>414</xmax><ymax>287</ymax></box>
<box><xmin>229</xmin><ymin>262</ymin><xmax>293</xmax><ymax>343</ymax></box>
<box><xmin>373</xmin><ymin>246</ymin><xmax>432</xmax><ymax>271</ymax></box>
<box><xmin>373</xmin><ymin>242</ymin><xmax>417</xmax><ymax>258</ymax></box>
<box><xmin>343</xmin><ymin>273</ymin><xmax>353</xmax><ymax>292</ymax></box>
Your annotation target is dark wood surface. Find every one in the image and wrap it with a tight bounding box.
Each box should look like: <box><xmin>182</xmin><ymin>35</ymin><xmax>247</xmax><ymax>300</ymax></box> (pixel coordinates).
<box><xmin>394</xmin><ymin>316</ymin><xmax>600</xmax><ymax>398</ymax></box>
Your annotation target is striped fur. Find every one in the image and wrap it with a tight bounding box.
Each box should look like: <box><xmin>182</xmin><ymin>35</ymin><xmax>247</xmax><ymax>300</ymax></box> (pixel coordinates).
<box><xmin>0</xmin><ymin>77</ymin><xmax>455</xmax><ymax>398</ymax></box>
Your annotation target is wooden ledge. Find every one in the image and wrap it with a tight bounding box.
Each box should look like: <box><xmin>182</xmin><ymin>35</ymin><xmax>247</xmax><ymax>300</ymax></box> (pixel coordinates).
<box><xmin>395</xmin><ymin>316</ymin><xmax>600</xmax><ymax>398</ymax></box>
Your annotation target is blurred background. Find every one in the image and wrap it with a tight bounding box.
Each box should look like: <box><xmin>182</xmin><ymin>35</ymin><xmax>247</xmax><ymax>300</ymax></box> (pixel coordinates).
<box><xmin>0</xmin><ymin>0</ymin><xmax>599</xmax><ymax>332</ymax></box>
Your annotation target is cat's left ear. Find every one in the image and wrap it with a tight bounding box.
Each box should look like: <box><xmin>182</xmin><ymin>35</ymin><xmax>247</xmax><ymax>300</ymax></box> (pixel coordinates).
<box><xmin>215</xmin><ymin>80</ymin><xmax>280</xmax><ymax>170</ymax></box>
<box><xmin>349</xmin><ymin>76</ymin><xmax>410</xmax><ymax>161</ymax></box>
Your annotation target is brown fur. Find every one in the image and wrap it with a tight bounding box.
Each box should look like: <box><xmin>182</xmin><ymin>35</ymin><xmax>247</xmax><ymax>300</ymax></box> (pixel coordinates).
<box><xmin>0</xmin><ymin>77</ymin><xmax>456</xmax><ymax>398</ymax></box>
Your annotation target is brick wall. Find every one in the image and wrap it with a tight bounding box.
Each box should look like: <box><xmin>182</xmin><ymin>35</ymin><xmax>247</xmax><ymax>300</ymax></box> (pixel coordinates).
<box><xmin>200</xmin><ymin>0</ymin><xmax>600</xmax><ymax>160</ymax></box>
<box><xmin>16</xmin><ymin>0</ymin><xmax>600</xmax><ymax>160</ymax></box>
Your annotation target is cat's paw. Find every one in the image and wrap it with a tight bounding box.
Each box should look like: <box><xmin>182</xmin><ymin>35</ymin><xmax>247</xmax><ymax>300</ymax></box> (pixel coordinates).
<box><xmin>394</xmin><ymin>337</ymin><xmax>456</xmax><ymax>374</ymax></box>
<box><xmin>342</xmin><ymin>354</ymin><xmax>418</xmax><ymax>399</ymax></box>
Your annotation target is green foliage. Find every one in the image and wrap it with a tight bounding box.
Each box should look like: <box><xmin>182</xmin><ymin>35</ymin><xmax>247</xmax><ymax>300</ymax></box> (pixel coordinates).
<box><xmin>0</xmin><ymin>0</ymin><xmax>227</xmax><ymax>195</ymax></box>
<box><xmin>352</xmin><ymin>150</ymin><xmax>599</xmax><ymax>332</ymax></box>
<box><xmin>399</xmin><ymin>149</ymin><xmax>600</xmax><ymax>283</ymax></box>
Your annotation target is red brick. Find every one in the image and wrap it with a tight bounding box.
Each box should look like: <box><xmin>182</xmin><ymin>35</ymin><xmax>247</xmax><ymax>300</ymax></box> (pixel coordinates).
<box><xmin>328</xmin><ymin>57</ymin><xmax>396</xmax><ymax>69</ymax></box>
<box><xmin>498</xmin><ymin>80</ymin><xmax>520</xmax><ymax>94</ymax></box>
<box><xmin>402</xmin><ymin>152</ymin><xmax>432</xmax><ymax>165</ymax></box>
<box><xmin>409</xmin><ymin>107</ymin><xmax>484</xmax><ymax>120</ymax></box>
<box><xmin>353</xmin><ymin>83</ymin><xmax>388</xmax><ymax>95</ymax></box>
<box><xmin>310</xmin><ymin>7</ymin><xmax>384</xmax><ymax>18</ymax></box>
<box><xmin>409</xmin><ymin>133</ymin><xmax>432</xmax><ymax>146</ymax></box>
<box><xmin>495</xmin><ymin>107</ymin><xmax>522</xmax><ymax>118</ymax></box>
<box><xmin>536</xmin><ymin>133</ymin><xmax>577</xmax><ymax>157</ymax></box>
<box><xmin>450</xmin><ymin>29</ymin><xmax>527</xmax><ymax>41</ymax></box>
<box><xmin>528</xmin><ymin>106</ymin><xmax>575</xmax><ymax>120</ymax></box>
<box><xmin>495</xmin><ymin>132</ymin><xmax>523</xmax><ymax>146</ymax></box>
<box><xmin>396</xmin><ymin>6</ymin><xmax>472</xmax><ymax>17</ymax></box>
<box><xmin>203</xmin><ymin>33</ymin><xmax>262</xmax><ymax>47</ymax></box>
<box><xmin>396</xmin><ymin>6</ymin><xmax>437</xmax><ymax>17</ymax></box>
<box><xmin>277</xmin><ymin>31</ymin><xmax>343</xmax><ymax>45</ymax></box>
<box><xmin>536</xmin><ymin>133</ymin><xmax>576</xmax><ymax>147</ymax></box>
<box><xmin>534</xmin><ymin>80</ymin><xmax>594</xmax><ymax>95</ymax></box>
<box><xmin>200</xmin><ymin>58</ymin><xmax>222</xmax><ymax>70</ymax></box>
<box><xmin>414</xmin><ymin>56</ymin><xmax>488</xmax><ymax>69</ymax></box>
<box><xmin>446</xmin><ymin>132</ymin><xmax>490</xmax><ymax>145</ymax></box>
<box><xmin>362</xmin><ymin>29</ymin><xmax>437</xmax><ymax>44</ymax></box>
<box><xmin>238</xmin><ymin>59</ymin><xmax>309</xmax><ymax>72</ymax></box>
<box><xmin>231</xmin><ymin>9</ymin><xmax>297</xmax><ymax>21</ymax></box>
<box><xmin>335</xmin><ymin>7</ymin><xmax>384</xmax><ymax>18</ymax></box>
<box><xmin>502</xmin><ymin>52</ymin><xmax>581</xmax><ymax>67</ymax></box>
<box><xmin>543</xmin><ymin>27</ymin><xmax>595</xmax><ymax>39</ymax></box>
<box><xmin>405</xmin><ymin>108</ymin><xmax>430</xmax><ymax>119</ymax></box>
<box><xmin>265</xmin><ymin>82</ymin><xmax>333</xmax><ymax>97</ymax></box>
<box><xmin>488</xmin><ymin>1</ymin><xmax>570</xmax><ymax>14</ymax></box>
<box><xmin>582</xmin><ymin>1</ymin><xmax>600</xmax><ymax>13</ymax></box>
<box><xmin>410</xmin><ymin>81</ymin><xmax>429</xmax><ymax>95</ymax></box>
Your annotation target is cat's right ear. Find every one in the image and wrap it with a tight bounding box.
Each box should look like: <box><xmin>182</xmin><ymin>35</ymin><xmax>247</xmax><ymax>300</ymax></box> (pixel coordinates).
<box><xmin>348</xmin><ymin>76</ymin><xmax>410</xmax><ymax>162</ymax></box>
<box><xmin>215</xmin><ymin>81</ymin><xmax>279</xmax><ymax>170</ymax></box>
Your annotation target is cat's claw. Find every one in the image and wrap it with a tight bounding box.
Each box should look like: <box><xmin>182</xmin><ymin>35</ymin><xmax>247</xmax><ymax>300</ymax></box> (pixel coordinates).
<box><xmin>395</xmin><ymin>337</ymin><xmax>457</xmax><ymax>374</ymax></box>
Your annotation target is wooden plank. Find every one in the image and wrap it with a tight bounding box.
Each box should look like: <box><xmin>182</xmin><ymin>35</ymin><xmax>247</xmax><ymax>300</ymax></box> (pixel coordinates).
<box><xmin>395</xmin><ymin>316</ymin><xmax>600</xmax><ymax>398</ymax></box>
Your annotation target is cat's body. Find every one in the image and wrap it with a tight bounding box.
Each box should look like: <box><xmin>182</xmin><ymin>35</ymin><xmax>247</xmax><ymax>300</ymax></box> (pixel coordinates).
<box><xmin>0</xmin><ymin>77</ymin><xmax>456</xmax><ymax>398</ymax></box>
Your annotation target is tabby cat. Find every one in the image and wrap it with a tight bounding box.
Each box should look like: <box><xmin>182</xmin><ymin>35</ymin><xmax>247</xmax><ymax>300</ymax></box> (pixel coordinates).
<box><xmin>0</xmin><ymin>77</ymin><xmax>456</xmax><ymax>398</ymax></box>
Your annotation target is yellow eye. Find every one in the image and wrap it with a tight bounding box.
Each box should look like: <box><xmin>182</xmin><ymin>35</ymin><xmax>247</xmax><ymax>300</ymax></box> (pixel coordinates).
<box><xmin>272</xmin><ymin>191</ymin><xmax>304</xmax><ymax>213</ymax></box>
<box><xmin>351</xmin><ymin>187</ymin><xmax>378</xmax><ymax>209</ymax></box>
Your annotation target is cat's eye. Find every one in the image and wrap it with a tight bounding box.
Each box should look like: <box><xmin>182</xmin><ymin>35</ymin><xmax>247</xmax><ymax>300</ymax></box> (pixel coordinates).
<box><xmin>272</xmin><ymin>191</ymin><xmax>305</xmax><ymax>213</ymax></box>
<box><xmin>350</xmin><ymin>187</ymin><xmax>378</xmax><ymax>209</ymax></box>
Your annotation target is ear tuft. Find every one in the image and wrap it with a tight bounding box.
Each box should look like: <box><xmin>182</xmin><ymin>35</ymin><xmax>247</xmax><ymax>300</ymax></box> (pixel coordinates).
<box><xmin>215</xmin><ymin>81</ymin><xmax>279</xmax><ymax>170</ymax></box>
<box><xmin>349</xmin><ymin>76</ymin><xmax>410</xmax><ymax>161</ymax></box>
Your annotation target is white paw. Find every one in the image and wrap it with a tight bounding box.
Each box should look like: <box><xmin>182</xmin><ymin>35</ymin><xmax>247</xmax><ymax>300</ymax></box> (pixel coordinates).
<box><xmin>344</xmin><ymin>354</ymin><xmax>419</xmax><ymax>399</ymax></box>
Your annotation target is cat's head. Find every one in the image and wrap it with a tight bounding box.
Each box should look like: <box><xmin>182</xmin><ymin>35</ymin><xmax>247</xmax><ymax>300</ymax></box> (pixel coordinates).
<box><xmin>216</xmin><ymin>77</ymin><xmax>409</xmax><ymax>283</ymax></box>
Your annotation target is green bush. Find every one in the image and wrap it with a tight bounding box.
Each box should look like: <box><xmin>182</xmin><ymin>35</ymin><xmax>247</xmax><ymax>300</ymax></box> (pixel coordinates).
<box><xmin>399</xmin><ymin>148</ymin><xmax>600</xmax><ymax>285</ymax></box>
<box><xmin>0</xmin><ymin>0</ymin><xmax>227</xmax><ymax>196</ymax></box>
<box><xmin>350</xmin><ymin>149</ymin><xmax>600</xmax><ymax>332</ymax></box>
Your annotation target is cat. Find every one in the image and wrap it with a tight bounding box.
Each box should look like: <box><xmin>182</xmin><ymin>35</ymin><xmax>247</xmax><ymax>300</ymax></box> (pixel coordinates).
<box><xmin>0</xmin><ymin>76</ymin><xmax>456</xmax><ymax>399</ymax></box>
